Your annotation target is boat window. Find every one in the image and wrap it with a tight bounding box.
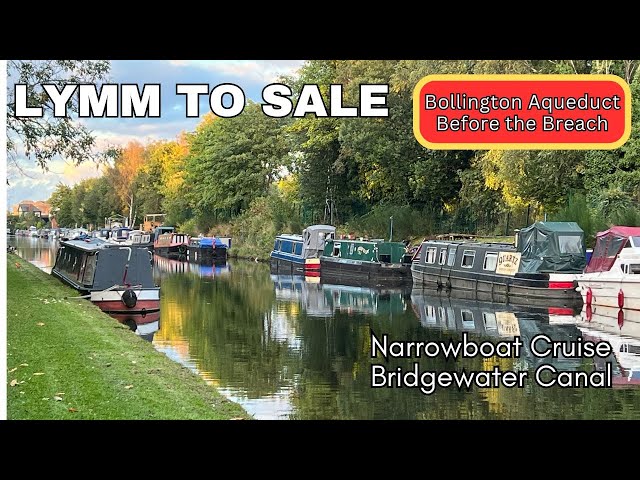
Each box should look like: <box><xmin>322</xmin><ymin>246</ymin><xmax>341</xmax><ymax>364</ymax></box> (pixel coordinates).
<box><xmin>558</xmin><ymin>235</ymin><xmax>583</xmax><ymax>254</ymax></box>
<box><xmin>274</xmin><ymin>240</ymin><xmax>281</xmax><ymax>251</ymax></box>
<box><xmin>83</xmin><ymin>254</ymin><xmax>97</xmax><ymax>284</ymax></box>
<box><xmin>483</xmin><ymin>252</ymin><xmax>498</xmax><ymax>271</ymax></box>
<box><xmin>483</xmin><ymin>312</ymin><xmax>497</xmax><ymax>331</ymax></box>
<box><xmin>426</xmin><ymin>247</ymin><xmax>437</xmax><ymax>264</ymax></box>
<box><xmin>447</xmin><ymin>249</ymin><xmax>456</xmax><ymax>266</ymax></box>
<box><xmin>631</xmin><ymin>236</ymin><xmax>640</xmax><ymax>247</ymax></box>
<box><xmin>439</xmin><ymin>248</ymin><xmax>447</xmax><ymax>265</ymax></box>
<box><xmin>630</xmin><ymin>264</ymin><xmax>640</xmax><ymax>274</ymax></box>
<box><xmin>333</xmin><ymin>242</ymin><xmax>341</xmax><ymax>256</ymax></box>
<box><xmin>461</xmin><ymin>310</ymin><xmax>475</xmax><ymax>328</ymax></box>
<box><xmin>446</xmin><ymin>307</ymin><xmax>456</xmax><ymax>328</ymax></box>
<box><xmin>294</xmin><ymin>242</ymin><xmax>303</xmax><ymax>255</ymax></box>
<box><xmin>461</xmin><ymin>250</ymin><xmax>475</xmax><ymax>268</ymax></box>
<box><xmin>425</xmin><ymin>305</ymin><xmax>437</xmax><ymax>324</ymax></box>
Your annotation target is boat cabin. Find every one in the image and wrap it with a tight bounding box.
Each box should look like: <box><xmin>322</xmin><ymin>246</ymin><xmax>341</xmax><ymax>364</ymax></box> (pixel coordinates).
<box><xmin>323</xmin><ymin>238</ymin><xmax>410</xmax><ymax>264</ymax></box>
<box><xmin>584</xmin><ymin>226</ymin><xmax>640</xmax><ymax>273</ymax></box>
<box><xmin>53</xmin><ymin>239</ymin><xmax>154</xmax><ymax>292</ymax></box>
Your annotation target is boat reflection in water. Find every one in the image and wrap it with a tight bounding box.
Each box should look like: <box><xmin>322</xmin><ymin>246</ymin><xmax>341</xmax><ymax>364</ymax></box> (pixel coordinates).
<box><xmin>271</xmin><ymin>274</ymin><xmax>411</xmax><ymax>318</ymax></box>
<box><xmin>410</xmin><ymin>291</ymin><xmax>640</xmax><ymax>386</ymax></box>
<box><xmin>117</xmin><ymin>314</ymin><xmax>160</xmax><ymax>342</ymax></box>
<box><xmin>410</xmin><ymin>291</ymin><xmax>584</xmax><ymax>370</ymax></box>
<box><xmin>565</xmin><ymin>306</ymin><xmax>640</xmax><ymax>386</ymax></box>
<box><xmin>154</xmin><ymin>254</ymin><xmax>231</xmax><ymax>278</ymax></box>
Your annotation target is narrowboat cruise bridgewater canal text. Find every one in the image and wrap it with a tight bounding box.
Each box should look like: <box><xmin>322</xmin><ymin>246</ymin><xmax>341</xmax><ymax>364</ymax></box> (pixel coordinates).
<box><xmin>411</xmin><ymin>222</ymin><xmax>586</xmax><ymax>308</ymax></box>
<box><xmin>52</xmin><ymin>238</ymin><xmax>160</xmax><ymax>323</ymax></box>
<box><xmin>320</xmin><ymin>238</ymin><xmax>413</xmax><ymax>286</ymax></box>
<box><xmin>270</xmin><ymin>225</ymin><xmax>336</xmax><ymax>275</ymax></box>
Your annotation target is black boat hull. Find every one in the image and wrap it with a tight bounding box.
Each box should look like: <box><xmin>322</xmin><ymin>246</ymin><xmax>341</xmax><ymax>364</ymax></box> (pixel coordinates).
<box><xmin>411</xmin><ymin>266</ymin><xmax>582</xmax><ymax>308</ymax></box>
<box><xmin>320</xmin><ymin>256</ymin><xmax>412</xmax><ymax>286</ymax></box>
<box><xmin>186</xmin><ymin>246</ymin><xmax>227</xmax><ymax>263</ymax></box>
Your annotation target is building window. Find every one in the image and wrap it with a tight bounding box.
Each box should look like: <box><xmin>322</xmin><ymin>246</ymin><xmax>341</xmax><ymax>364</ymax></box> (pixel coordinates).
<box><xmin>426</xmin><ymin>247</ymin><xmax>437</xmax><ymax>264</ymax></box>
<box><xmin>439</xmin><ymin>248</ymin><xmax>447</xmax><ymax>265</ymax></box>
<box><xmin>483</xmin><ymin>252</ymin><xmax>498</xmax><ymax>271</ymax></box>
<box><xmin>461</xmin><ymin>250</ymin><xmax>475</xmax><ymax>268</ymax></box>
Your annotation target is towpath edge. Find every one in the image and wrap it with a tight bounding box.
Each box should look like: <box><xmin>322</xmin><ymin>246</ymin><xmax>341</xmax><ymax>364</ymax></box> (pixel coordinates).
<box><xmin>7</xmin><ymin>253</ymin><xmax>251</xmax><ymax>420</ymax></box>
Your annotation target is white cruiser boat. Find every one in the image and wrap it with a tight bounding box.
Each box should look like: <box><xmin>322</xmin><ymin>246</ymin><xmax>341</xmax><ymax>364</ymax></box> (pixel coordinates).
<box><xmin>576</xmin><ymin>227</ymin><xmax>640</xmax><ymax>311</ymax></box>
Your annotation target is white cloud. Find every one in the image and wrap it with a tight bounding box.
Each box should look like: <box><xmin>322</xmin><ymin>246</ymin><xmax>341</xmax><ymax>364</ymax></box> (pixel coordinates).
<box><xmin>166</xmin><ymin>60</ymin><xmax>304</xmax><ymax>83</ymax></box>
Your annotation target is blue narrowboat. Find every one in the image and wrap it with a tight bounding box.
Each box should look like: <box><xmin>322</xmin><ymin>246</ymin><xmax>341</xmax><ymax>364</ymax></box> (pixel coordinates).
<box><xmin>270</xmin><ymin>225</ymin><xmax>336</xmax><ymax>276</ymax></box>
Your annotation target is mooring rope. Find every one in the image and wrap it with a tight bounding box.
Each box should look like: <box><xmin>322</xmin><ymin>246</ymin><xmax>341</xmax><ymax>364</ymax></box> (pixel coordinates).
<box><xmin>64</xmin><ymin>284</ymin><xmax>143</xmax><ymax>300</ymax></box>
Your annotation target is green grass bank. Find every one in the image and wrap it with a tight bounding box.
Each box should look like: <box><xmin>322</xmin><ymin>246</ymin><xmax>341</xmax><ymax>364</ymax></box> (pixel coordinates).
<box><xmin>6</xmin><ymin>254</ymin><xmax>250</xmax><ymax>420</ymax></box>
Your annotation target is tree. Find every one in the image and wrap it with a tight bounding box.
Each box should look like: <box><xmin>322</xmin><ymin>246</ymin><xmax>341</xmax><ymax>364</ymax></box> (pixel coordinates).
<box><xmin>7</xmin><ymin>60</ymin><xmax>116</xmax><ymax>174</ymax></box>
<box><xmin>185</xmin><ymin>102</ymin><xmax>289</xmax><ymax>230</ymax></box>
<box><xmin>48</xmin><ymin>183</ymin><xmax>75</xmax><ymax>227</ymax></box>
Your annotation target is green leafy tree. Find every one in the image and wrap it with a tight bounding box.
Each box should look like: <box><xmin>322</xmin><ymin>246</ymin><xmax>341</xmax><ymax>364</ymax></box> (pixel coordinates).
<box><xmin>7</xmin><ymin>60</ymin><xmax>115</xmax><ymax>173</ymax></box>
<box><xmin>48</xmin><ymin>183</ymin><xmax>75</xmax><ymax>227</ymax></box>
<box><xmin>185</xmin><ymin>103</ymin><xmax>289</xmax><ymax>230</ymax></box>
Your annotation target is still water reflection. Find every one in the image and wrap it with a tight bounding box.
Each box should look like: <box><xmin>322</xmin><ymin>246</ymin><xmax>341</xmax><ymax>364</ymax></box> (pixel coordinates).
<box><xmin>10</xmin><ymin>235</ymin><xmax>640</xmax><ymax>419</ymax></box>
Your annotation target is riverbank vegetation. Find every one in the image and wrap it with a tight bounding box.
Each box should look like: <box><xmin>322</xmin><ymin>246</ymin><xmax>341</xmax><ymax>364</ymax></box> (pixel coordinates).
<box><xmin>6</xmin><ymin>255</ymin><xmax>250</xmax><ymax>419</ymax></box>
<box><xmin>49</xmin><ymin>60</ymin><xmax>640</xmax><ymax>258</ymax></box>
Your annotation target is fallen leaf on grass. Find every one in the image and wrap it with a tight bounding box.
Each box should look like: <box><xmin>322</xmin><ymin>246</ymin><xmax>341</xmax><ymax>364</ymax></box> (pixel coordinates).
<box><xmin>230</xmin><ymin>417</ymin><xmax>245</xmax><ymax>420</ymax></box>
<box><xmin>36</xmin><ymin>322</ymin><xmax>45</xmax><ymax>326</ymax></box>
<box><xmin>42</xmin><ymin>397</ymin><xmax>49</xmax><ymax>401</ymax></box>
<box><xmin>68</xmin><ymin>408</ymin><xmax>78</xmax><ymax>413</ymax></box>
<box><xmin>55</xmin><ymin>392</ymin><xmax>65</xmax><ymax>396</ymax></box>
<box><xmin>124</xmin><ymin>385</ymin><xmax>134</xmax><ymax>389</ymax></box>
<box><xmin>33</xmin><ymin>372</ymin><xmax>45</xmax><ymax>376</ymax></box>
<box><xmin>19</xmin><ymin>363</ymin><xmax>28</xmax><ymax>367</ymax></box>
<box><xmin>131</xmin><ymin>361</ymin><xmax>137</xmax><ymax>364</ymax></box>
<box><xmin>53</xmin><ymin>396</ymin><xmax>63</xmax><ymax>401</ymax></box>
<box><xmin>10</xmin><ymin>379</ymin><xmax>18</xmax><ymax>387</ymax></box>
<box><xmin>9</xmin><ymin>368</ymin><xmax>17</xmax><ymax>373</ymax></box>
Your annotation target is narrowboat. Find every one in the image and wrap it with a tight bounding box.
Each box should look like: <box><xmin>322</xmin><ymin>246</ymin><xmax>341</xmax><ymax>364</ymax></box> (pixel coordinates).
<box><xmin>111</xmin><ymin>229</ymin><xmax>154</xmax><ymax>251</ymax></box>
<box><xmin>320</xmin><ymin>238</ymin><xmax>413</xmax><ymax>286</ymax></box>
<box><xmin>51</xmin><ymin>238</ymin><xmax>160</xmax><ymax>324</ymax></box>
<box><xmin>154</xmin><ymin>231</ymin><xmax>190</xmax><ymax>259</ymax></box>
<box><xmin>270</xmin><ymin>225</ymin><xmax>336</xmax><ymax>275</ymax></box>
<box><xmin>186</xmin><ymin>236</ymin><xmax>230</xmax><ymax>263</ymax></box>
<box><xmin>411</xmin><ymin>222</ymin><xmax>586</xmax><ymax>307</ymax></box>
<box><xmin>271</xmin><ymin>274</ymin><xmax>410</xmax><ymax>317</ymax></box>
<box><xmin>576</xmin><ymin>226</ymin><xmax>640</xmax><ymax>311</ymax></box>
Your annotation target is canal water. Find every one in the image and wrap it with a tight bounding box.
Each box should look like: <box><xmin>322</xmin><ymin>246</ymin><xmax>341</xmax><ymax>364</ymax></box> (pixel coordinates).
<box><xmin>9</xmin><ymin>236</ymin><xmax>640</xmax><ymax>419</ymax></box>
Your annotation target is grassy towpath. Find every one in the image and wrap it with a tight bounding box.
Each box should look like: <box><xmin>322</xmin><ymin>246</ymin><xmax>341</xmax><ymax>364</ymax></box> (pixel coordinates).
<box><xmin>7</xmin><ymin>254</ymin><xmax>251</xmax><ymax>420</ymax></box>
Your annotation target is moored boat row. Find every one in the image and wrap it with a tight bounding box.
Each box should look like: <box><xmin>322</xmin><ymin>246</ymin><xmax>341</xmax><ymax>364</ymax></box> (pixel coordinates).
<box><xmin>269</xmin><ymin>221</ymin><xmax>640</xmax><ymax>311</ymax></box>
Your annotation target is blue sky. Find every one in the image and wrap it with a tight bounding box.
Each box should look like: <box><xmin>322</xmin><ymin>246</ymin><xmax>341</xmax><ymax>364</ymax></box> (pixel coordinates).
<box><xmin>7</xmin><ymin>60</ymin><xmax>304</xmax><ymax>209</ymax></box>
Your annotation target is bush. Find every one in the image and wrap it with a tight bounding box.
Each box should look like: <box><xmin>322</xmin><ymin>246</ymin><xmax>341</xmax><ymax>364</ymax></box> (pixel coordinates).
<box><xmin>178</xmin><ymin>218</ymin><xmax>199</xmax><ymax>236</ymax></box>
<box><xmin>343</xmin><ymin>204</ymin><xmax>439</xmax><ymax>241</ymax></box>
<box><xmin>230</xmin><ymin>188</ymin><xmax>304</xmax><ymax>260</ymax></box>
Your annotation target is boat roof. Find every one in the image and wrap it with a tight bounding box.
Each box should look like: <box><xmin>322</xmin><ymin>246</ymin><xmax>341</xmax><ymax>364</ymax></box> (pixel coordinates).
<box><xmin>596</xmin><ymin>226</ymin><xmax>640</xmax><ymax>238</ymax></box>
<box><xmin>304</xmin><ymin>224</ymin><xmax>336</xmax><ymax>232</ymax></box>
<box><xmin>60</xmin><ymin>238</ymin><xmax>110</xmax><ymax>251</ymax></box>
<box><xmin>421</xmin><ymin>239</ymin><xmax>515</xmax><ymax>249</ymax></box>
<box><xmin>519</xmin><ymin>221</ymin><xmax>584</xmax><ymax>235</ymax></box>
<box><xmin>60</xmin><ymin>238</ymin><xmax>150</xmax><ymax>252</ymax></box>
<box><xmin>276</xmin><ymin>234</ymin><xmax>303</xmax><ymax>241</ymax></box>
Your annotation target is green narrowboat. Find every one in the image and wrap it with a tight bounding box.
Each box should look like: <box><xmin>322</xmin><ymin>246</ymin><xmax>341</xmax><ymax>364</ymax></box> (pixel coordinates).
<box><xmin>320</xmin><ymin>238</ymin><xmax>413</xmax><ymax>286</ymax></box>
